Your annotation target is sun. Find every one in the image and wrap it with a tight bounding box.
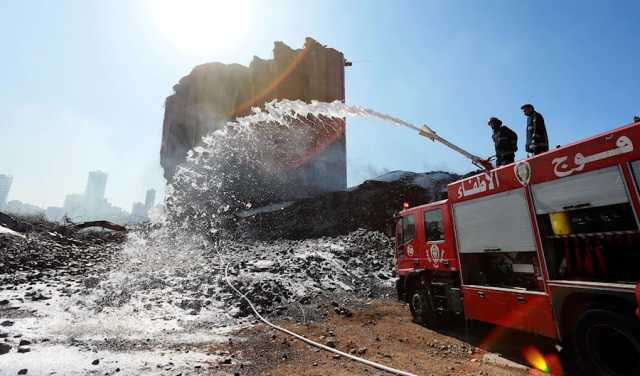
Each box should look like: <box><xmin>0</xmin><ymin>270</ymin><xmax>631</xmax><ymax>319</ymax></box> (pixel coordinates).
<box><xmin>148</xmin><ymin>0</ymin><xmax>252</xmax><ymax>56</ymax></box>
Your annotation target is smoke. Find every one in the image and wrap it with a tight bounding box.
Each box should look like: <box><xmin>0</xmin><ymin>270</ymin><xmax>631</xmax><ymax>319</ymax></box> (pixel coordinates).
<box><xmin>363</xmin><ymin>164</ymin><xmax>392</xmax><ymax>180</ymax></box>
<box><xmin>346</xmin><ymin>161</ymin><xmax>392</xmax><ymax>187</ymax></box>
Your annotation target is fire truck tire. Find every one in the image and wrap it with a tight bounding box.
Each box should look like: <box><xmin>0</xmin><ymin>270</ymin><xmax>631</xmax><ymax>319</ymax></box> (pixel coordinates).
<box><xmin>571</xmin><ymin>309</ymin><xmax>640</xmax><ymax>376</ymax></box>
<box><xmin>409</xmin><ymin>289</ymin><xmax>438</xmax><ymax>327</ymax></box>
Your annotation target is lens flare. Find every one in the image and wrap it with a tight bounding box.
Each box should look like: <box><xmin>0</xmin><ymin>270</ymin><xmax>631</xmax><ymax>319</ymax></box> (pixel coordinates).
<box><xmin>523</xmin><ymin>346</ymin><xmax>549</xmax><ymax>373</ymax></box>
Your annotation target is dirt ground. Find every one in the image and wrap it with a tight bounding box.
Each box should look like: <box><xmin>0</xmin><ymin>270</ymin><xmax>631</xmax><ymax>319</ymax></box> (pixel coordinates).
<box><xmin>206</xmin><ymin>299</ymin><xmax>544</xmax><ymax>376</ymax></box>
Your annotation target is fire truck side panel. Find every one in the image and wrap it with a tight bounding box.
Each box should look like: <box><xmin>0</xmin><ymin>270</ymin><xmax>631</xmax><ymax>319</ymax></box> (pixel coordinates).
<box><xmin>462</xmin><ymin>286</ymin><xmax>557</xmax><ymax>338</ymax></box>
<box><xmin>528</xmin><ymin>159</ymin><xmax>640</xmax><ymax>344</ymax></box>
<box><xmin>451</xmin><ymin>186</ymin><xmax>558</xmax><ymax>338</ymax></box>
<box><xmin>447</xmin><ymin>122</ymin><xmax>640</xmax><ymax>332</ymax></box>
<box><xmin>461</xmin><ymin>286</ymin><xmax>508</xmax><ymax>325</ymax></box>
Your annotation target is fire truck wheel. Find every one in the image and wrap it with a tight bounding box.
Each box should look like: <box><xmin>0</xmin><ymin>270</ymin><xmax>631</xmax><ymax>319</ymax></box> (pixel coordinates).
<box><xmin>572</xmin><ymin>309</ymin><xmax>640</xmax><ymax>376</ymax></box>
<box><xmin>409</xmin><ymin>290</ymin><xmax>438</xmax><ymax>327</ymax></box>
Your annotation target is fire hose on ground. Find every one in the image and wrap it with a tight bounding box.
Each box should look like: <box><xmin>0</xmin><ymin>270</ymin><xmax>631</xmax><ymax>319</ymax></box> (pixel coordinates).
<box><xmin>216</xmin><ymin>251</ymin><xmax>417</xmax><ymax>376</ymax></box>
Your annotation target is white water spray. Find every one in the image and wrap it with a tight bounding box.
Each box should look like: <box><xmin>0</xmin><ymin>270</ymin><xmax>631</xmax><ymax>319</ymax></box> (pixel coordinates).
<box><xmin>235</xmin><ymin>99</ymin><xmax>423</xmax><ymax>133</ymax></box>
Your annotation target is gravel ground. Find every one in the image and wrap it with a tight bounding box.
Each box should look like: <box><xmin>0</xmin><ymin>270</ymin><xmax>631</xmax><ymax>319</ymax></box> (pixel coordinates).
<box><xmin>205</xmin><ymin>299</ymin><xmax>534</xmax><ymax>376</ymax></box>
<box><xmin>0</xmin><ymin>214</ymin><xmax>404</xmax><ymax>375</ymax></box>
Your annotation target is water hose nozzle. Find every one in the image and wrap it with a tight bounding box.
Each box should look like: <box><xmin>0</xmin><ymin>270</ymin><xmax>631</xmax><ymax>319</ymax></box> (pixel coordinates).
<box><xmin>419</xmin><ymin>124</ymin><xmax>436</xmax><ymax>140</ymax></box>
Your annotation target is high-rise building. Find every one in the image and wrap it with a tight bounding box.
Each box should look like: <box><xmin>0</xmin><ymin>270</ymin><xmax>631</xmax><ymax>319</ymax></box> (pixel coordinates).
<box><xmin>145</xmin><ymin>189</ymin><xmax>156</xmax><ymax>209</ymax></box>
<box><xmin>84</xmin><ymin>171</ymin><xmax>108</xmax><ymax>202</ymax></box>
<box><xmin>0</xmin><ymin>175</ymin><xmax>12</xmax><ymax>209</ymax></box>
<box><xmin>130</xmin><ymin>201</ymin><xmax>148</xmax><ymax>223</ymax></box>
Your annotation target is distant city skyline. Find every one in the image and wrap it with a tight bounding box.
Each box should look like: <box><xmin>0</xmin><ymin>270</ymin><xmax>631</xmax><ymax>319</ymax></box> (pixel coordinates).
<box><xmin>0</xmin><ymin>170</ymin><xmax>158</xmax><ymax>225</ymax></box>
<box><xmin>0</xmin><ymin>170</ymin><xmax>161</xmax><ymax>214</ymax></box>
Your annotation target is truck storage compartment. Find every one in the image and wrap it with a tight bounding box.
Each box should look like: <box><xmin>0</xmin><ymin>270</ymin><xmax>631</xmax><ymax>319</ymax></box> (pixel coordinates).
<box><xmin>461</xmin><ymin>252</ymin><xmax>543</xmax><ymax>291</ymax></box>
<box><xmin>532</xmin><ymin>166</ymin><xmax>640</xmax><ymax>283</ymax></box>
<box><xmin>454</xmin><ymin>189</ymin><xmax>544</xmax><ymax>292</ymax></box>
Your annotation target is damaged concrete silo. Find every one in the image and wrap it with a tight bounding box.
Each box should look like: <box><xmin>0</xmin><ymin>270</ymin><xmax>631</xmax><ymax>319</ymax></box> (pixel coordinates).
<box><xmin>160</xmin><ymin>37</ymin><xmax>349</xmax><ymax>200</ymax></box>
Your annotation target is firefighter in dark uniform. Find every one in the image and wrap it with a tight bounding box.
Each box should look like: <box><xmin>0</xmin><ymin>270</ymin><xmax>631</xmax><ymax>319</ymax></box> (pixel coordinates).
<box><xmin>488</xmin><ymin>117</ymin><xmax>518</xmax><ymax>166</ymax></box>
<box><xmin>521</xmin><ymin>104</ymin><xmax>549</xmax><ymax>155</ymax></box>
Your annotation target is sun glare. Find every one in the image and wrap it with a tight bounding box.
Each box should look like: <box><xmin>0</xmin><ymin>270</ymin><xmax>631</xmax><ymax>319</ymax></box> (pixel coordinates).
<box><xmin>522</xmin><ymin>346</ymin><xmax>550</xmax><ymax>373</ymax></box>
<box><xmin>148</xmin><ymin>0</ymin><xmax>252</xmax><ymax>56</ymax></box>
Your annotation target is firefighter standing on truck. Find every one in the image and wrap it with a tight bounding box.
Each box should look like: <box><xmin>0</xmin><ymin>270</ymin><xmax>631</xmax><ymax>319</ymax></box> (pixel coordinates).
<box><xmin>488</xmin><ymin>117</ymin><xmax>518</xmax><ymax>166</ymax></box>
<box><xmin>521</xmin><ymin>104</ymin><xmax>549</xmax><ymax>155</ymax></box>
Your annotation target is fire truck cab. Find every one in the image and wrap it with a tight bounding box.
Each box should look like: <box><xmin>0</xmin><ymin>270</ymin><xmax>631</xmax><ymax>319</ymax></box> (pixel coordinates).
<box><xmin>395</xmin><ymin>120</ymin><xmax>640</xmax><ymax>376</ymax></box>
<box><xmin>395</xmin><ymin>200</ymin><xmax>464</xmax><ymax>325</ymax></box>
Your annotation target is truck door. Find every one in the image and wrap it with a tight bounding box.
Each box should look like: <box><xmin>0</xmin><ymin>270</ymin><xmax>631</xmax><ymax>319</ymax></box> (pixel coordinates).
<box><xmin>424</xmin><ymin>208</ymin><xmax>447</xmax><ymax>269</ymax></box>
<box><xmin>396</xmin><ymin>213</ymin><xmax>417</xmax><ymax>273</ymax></box>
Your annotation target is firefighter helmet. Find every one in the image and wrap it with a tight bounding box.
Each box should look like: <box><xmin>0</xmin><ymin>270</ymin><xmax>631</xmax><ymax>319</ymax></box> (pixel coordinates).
<box><xmin>488</xmin><ymin>117</ymin><xmax>502</xmax><ymax>126</ymax></box>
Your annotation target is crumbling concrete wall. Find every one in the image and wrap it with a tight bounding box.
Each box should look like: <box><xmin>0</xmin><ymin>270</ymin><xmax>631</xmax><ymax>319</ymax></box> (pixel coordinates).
<box><xmin>161</xmin><ymin>37</ymin><xmax>348</xmax><ymax>197</ymax></box>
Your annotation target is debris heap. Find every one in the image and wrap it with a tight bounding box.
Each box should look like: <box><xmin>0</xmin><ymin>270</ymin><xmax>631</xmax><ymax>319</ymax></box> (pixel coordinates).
<box><xmin>217</xmin><ymin>229</ymin><xmax>395</xmax><ymax>318</ymax></box>
<box><xmin>231</xmin><ymin>171</ymin><xmax>460</xmax><ymax>240</ymax></box>
<box><xmin>0</xmin><ymin>213</ymin><xmax>125</xmax><ymax>285</ymax></box>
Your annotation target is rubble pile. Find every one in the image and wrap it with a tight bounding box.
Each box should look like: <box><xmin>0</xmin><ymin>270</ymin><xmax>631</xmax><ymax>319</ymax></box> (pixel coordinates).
<box><xmin>80</xmin><ymin>227</ymin><xmax>396</xmax><ymax>321</ymax></box>
<box><xmin>216</xmin><ymin>228</ymin><xmax>395</xmax><ymax>317</ymax></box>
<box><xmin>231</xmin><ymin>171</ymin><xmax>460</xmax><ymax>240</ymax></box>
<box><xmin>0</xmin><ymin>213</ymin><xmax>125</xmax><ymax>285</ymax></box>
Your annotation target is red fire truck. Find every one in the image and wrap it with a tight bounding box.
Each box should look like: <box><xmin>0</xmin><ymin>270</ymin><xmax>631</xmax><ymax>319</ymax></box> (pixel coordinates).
<box><xmin>395</xmin><ymin>120</ymin><xmax>640</xmax><ymax>376</ymax></box>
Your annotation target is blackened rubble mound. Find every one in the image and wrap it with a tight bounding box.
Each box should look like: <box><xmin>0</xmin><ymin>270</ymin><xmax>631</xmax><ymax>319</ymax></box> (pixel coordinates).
<box><xmin>231</xmin><ymin>171</ymin><xmax>461</xmax><ymax>240</ymax></box>
<box><xmin>0</xmin><ymin>213</ymin><xmax>126</xmax><ymax>284</ymax></box>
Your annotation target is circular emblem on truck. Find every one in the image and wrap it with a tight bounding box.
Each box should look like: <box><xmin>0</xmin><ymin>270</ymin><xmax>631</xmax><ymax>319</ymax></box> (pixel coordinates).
<box><xmin>515</xmin><ymin>161</ymin><xmax>532</xmax><ymax>186</ymax></box>
<box><xmin>406</xmin><ymin>244</ymin><xmax>414</xmax><ymax>257</ymax></box>
<box><xmin>430</xmin><ymin>244</ymin><xmax>441</xmax><ymax>264</ymax></box>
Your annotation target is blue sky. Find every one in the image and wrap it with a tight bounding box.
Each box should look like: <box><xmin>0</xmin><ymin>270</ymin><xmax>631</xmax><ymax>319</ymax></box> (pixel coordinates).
<box><xmin>1</xmin><ymin>0</ymin><xmax>639</xmax><ymax>210</ymax></box>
